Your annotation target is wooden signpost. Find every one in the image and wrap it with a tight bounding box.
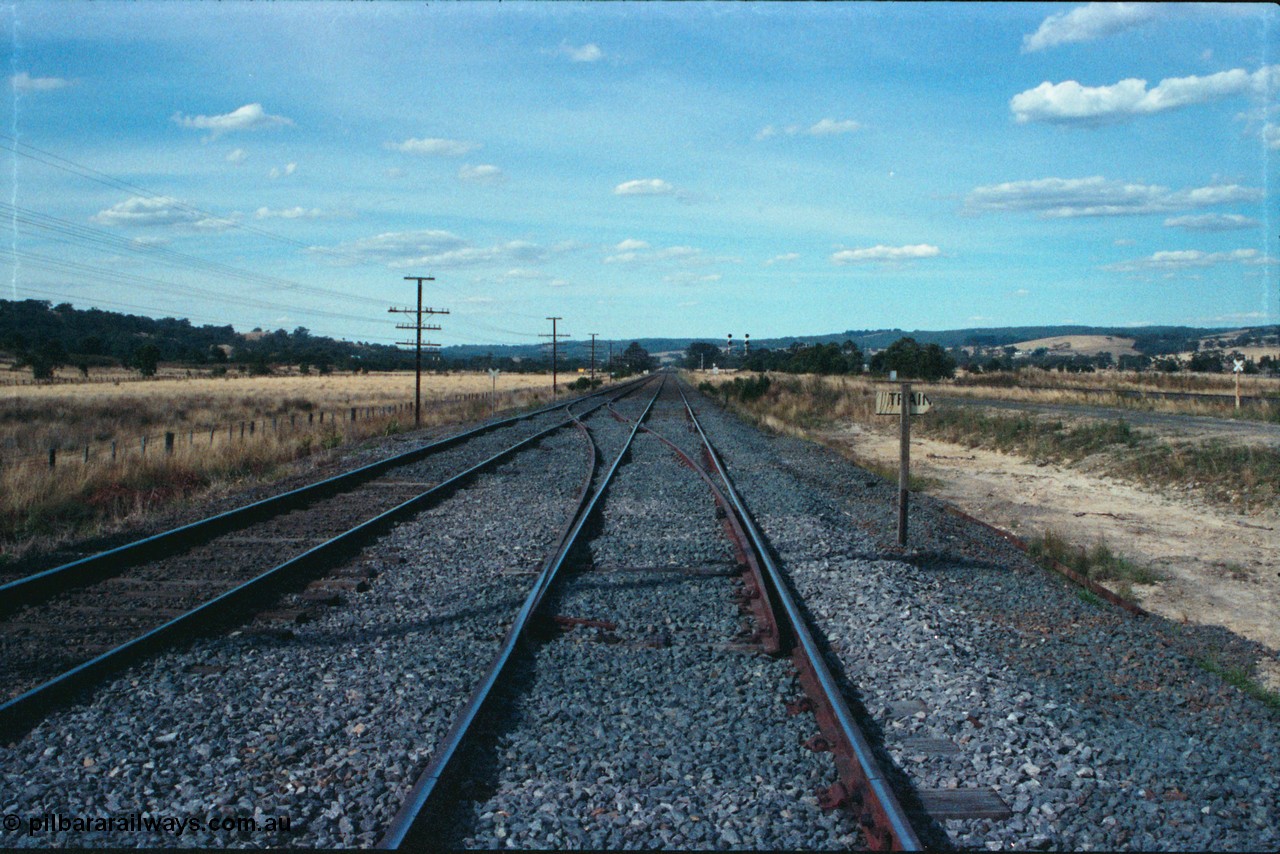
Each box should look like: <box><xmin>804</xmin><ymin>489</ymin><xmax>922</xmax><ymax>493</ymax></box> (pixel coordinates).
<box><xmin>1233</xmin><ymin>359</ymin><xmax>1245</xmax><ymax>409</ymax></box>
<box><xmin>875</xmin><ymin>383</ymin><xmax>932</xmax><ymax>546</ymax></box>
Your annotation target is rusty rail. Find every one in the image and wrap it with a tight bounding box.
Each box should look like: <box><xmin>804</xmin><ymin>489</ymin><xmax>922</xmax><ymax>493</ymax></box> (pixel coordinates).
<box><xmin>676</xmin><ymin>378</ymin><xmax>922</xmax><ymax>851</ymax></box>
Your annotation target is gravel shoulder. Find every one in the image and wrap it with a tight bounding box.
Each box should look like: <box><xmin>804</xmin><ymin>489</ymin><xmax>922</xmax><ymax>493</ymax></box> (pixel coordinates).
<box><xmin>822</xmin><ymin>414</ymin><xmax>1280</xmax><ymax>669</ymax></box>
<box><xmin>689</xmin><ymin>386</ymin><xmax>1280</xmax><ymax>851</ymax></box>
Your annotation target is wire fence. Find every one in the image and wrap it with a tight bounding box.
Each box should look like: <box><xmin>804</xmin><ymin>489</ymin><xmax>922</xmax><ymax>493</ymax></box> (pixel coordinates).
<box><xmin>0</xmin><ymin>388</ymin><xmax>539</xmax><ymax>474</ymax></box>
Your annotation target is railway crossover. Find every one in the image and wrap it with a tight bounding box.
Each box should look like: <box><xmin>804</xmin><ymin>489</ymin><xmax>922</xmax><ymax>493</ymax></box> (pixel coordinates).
<box><xmin>0</xmin><ymin>372</ymin><xmax>923</xmax><ymax>849</ymax></box>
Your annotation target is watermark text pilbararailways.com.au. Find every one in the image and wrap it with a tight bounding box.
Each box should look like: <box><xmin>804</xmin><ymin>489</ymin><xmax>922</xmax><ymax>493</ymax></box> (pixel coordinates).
<box><xmin>6</xmin><ymin>812</ymin><xmax>291</xmax><ymax>836</ymax></box>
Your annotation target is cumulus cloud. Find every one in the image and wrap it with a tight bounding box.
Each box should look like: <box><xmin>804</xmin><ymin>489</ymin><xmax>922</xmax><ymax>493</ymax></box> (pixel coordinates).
<box><xmin>1022</xmin><ymin>3</ymin><xmax>1164</xmax><ymax>52</ymax></box>
<box><xmin>614</xmin><ymin>178</ymin><xmax>675</xmax><ymax>196</ymax></box>
<box><xmin>10</xmin><ymin>72</ymin><xmax>72</xmax><ymax>91</ymax></box>
<box><xmin>603</xmin><ymin>238</ymin><xmax>737</xmax><ymax>267</ymax></box>
<box><xmin>964</xmin><ymin>176</ymin><xmax>1263</xmax><ymax>218</ymax></box>
<box><xmin>225</xmin><ymin>148</ymin><xmax>247</xmax><ymax>164</ymax></box>
<box><xmin>1164</xmin><ymin>213</ymin><xmax>1260</xmax><ymax>232</ymax></box>
<box><xmin>268</xmin><ymin>163</ymin><xmax>297</xmax><ymax>179</ymax></box>
<box><xmin>458</xmin><ymin>164</ymin><xmax>504</xmax><ymax>184</ymax></box>
<box><xmin>90</xmin><ymin>196</ymin><xmax>234</xmax><ymax>230</ymax></box>
<box><xmin>831</xmin><ymin>244</ymin><xmax>940</xmax><ymax>264</ymax></box>
<box><xmin>764</xmin><ymin>253</ymin><xmax>800</xmax><ymax>265</ymax></box>
<box><xmin>555</xmin><ymin>41</ymin><xmax>604</xmax><ymax>62</ymax></box>
<box><xmin>756</xmin><ymin>118</ymin><xmax>861</xmax><ymax>139</ymax></box>
<box><xmin>1011</xmin><ymin>65</ymin><xmax>1280</xmax><ymax>125</ymax></box>
<box><xmin>1105</xmin><ymin>248</ymin><xmax>1275</xmax><ymax>272</ymax></box>
<box><xmin>385</xmin><ymin>137</ymin><xmax>480</xmax><ymax>156</ymax></box>
<box><xmin>172</xmin><ymin>103</ymin><xmax>293</xmax><ymax>138</ymax></box>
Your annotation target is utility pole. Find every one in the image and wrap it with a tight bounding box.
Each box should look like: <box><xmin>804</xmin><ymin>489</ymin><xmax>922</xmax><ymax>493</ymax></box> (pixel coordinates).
<box><xmin>390</xmin><ymin>276</ymin><xmax>448</xmax><ymax>427</ymax></box>
<box><xmin>589</xmin><ymin>333</ymin><xmax>598</xmax><ymax>383</ymax></box>
<box><xmin>541</xmin><ymin>317</ymin><xmax>568</xmax><ymax>396</ymax></box>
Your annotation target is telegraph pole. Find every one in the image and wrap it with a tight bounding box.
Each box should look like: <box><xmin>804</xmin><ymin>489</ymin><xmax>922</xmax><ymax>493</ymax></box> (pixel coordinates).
<box><xmin>541</xmin><ymin>317</ymin><xmax>568</xmax><ymax>396</ymax></box>
<box><xmin>589</xmin><ymin>333</ymin><xmax>598</xmax><ymax>383</ymax></box>
<box><xmin>390</xmin><ymin>276</ymin><xmax>448</xmax><ymax>427</ymax></box>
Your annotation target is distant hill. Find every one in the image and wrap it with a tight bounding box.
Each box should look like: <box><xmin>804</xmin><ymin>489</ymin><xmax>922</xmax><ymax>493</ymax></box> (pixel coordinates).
<box><xmin>4</xmin><ymin>299</ymin><xmax>1271</xmax><ymax>372</ymax></box>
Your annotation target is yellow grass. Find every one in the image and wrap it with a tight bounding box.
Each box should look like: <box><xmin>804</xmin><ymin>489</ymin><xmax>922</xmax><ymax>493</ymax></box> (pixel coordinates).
<box><xmin>0</xmin><ymin>371</ymin><xmax>561</xmax><ymax>559</ymax></box>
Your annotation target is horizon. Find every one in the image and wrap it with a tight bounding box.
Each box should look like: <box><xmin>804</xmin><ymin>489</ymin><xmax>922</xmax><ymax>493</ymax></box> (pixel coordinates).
<box><xmin>4</xmin><ymin>2</ymin><xmax>1278</xmax><ymax>347</ymax></box>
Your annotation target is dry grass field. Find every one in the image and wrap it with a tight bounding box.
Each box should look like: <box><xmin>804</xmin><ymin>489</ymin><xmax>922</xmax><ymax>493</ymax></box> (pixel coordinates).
<box><xmin>0</xmin><ymin>370</ymin><xmax>559</xmax><ymax>557</ymax></box>
<box><xmin>1011</xmin><ymin>334</ymin><xmax>1140</xmax><ymax>356</ymax></box>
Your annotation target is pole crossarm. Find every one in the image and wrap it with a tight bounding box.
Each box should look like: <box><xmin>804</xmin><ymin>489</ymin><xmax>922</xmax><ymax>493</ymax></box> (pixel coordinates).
<box><xmin>390</xmin><ymin>275</ymin><xmax>447</xmax><ymax>427</ymax></box>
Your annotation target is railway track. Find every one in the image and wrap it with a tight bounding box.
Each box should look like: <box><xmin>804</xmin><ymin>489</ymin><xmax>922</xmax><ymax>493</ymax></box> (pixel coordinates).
<box><xmin>0</xmin><ymin>378</ymin><xmax>648</xmax><ymax>733</ymax></box>
<box><xmin>0</xmin><ymin>373</ymin><xmax>921</xmax><ymax>849</ymax></box>
<box><xmin>381</xmin><ymin>376</ymin><xmax>919</xmax><ymax>850</ymax></box>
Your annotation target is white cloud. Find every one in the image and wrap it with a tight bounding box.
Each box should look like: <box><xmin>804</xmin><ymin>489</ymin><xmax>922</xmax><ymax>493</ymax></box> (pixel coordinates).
<box><xmin>756</xmin><ymin>118</ymin><xmax>861</xmax><ymax>139</ymax></box>
<box><xmin>1010</xmin><ymin>65</ymin><xmax>1280</xmax><ymax>125</ymax></box>
<box><xmin>1105</xmin><ymin>248</ymin><xmax>1276</xmax><ymax>272</ymax></box>
<box><xmin>458</xmin><ymin>164</ymin><xmax>504</xmax><ymax>184</ymax></box>
<box><xmin>555</xmin><ymin>41</ymin><xmax>603</xmax><ymax>62</ymax></box>
<box><xmin>10</xmin><ymin>71</ymin><xmax>72</xmax><ymax>91</ymax></box>
<box><xmin>385</xmin><ymin>137</ymin><xmax>480</xmax><ymax>156</ymax></box>
<box><xmin>964</xmin><ymin>176</ymin><xmax>1263</xmax><ymax>218</ymax></box>
<box><xmin>225</xmin><ymin>148</ymin><xmax>247</xmax><ymax>164</ymax></box>
<box><xmin>314</xmin><ymin>230</ymin><xmax>564</xmax><ymax>271</ymax></box>
<box><xmin>603</xmin><ymin>240</ymin><xmax>737</xmax><ymax>267</ymax></box>
<box><xmin>806</xmin><ymin>118</ymin><xmax>862</xmax><ymax>136</ymax></box>
<box><xmin>1264</xmin><ymin>124</ymin><xmax>1280</xmax><ymax>150</ymax></box>
<box><xmin>1022</xmin><ymin>3</ymin><xmax>1164</xmax><ymax>52</ymax></box>
<box><xmin>1164</xmin><ymin>213</ymin><xmax>1260</xmax><ymax>231</ymax></box>
<box><xmin>663</xmin><ymin>272</ymin><xmax>722</xmax><ymax>286</ymax></box>
<box><xmin>831</xmin><ymin>244</ymin><xmax>941</xmax><ymax>264</ymax></box>
<box><xmin>764</xmin><ymin>253</ymin><xmax>800</xmax><ymax>266</ymax></box>
<box><xmin>254</xmin><ymin>206</ymin><xmax>328</xmax><ymax>220</ymax></box>
<box><xmin>1013</xmin><ymin>288</ymin><xmax>1031</xmax><ymax>297</ymax></box>
<box><xmin>90</xmin><ymin>196</ymin><xmax>235</xmax><ymax>230</ymax></box>
<box><xmin>172</xmin><ymin>103</ymin><xmax>293</xmax><ymax>138</ymax></box>
<box><xmin>385</xmin><ymin>167</ymin><xmax>407</xmax><ymax>179</ymax></box>
<box><xmin>268</xmin><ymin>163</ymin><xmax>297</xmax><ymax>179</ymax></box>
<box><xmin>614</xmin><ymin>178</ymin><xmax>675</xmax><ymax>196</ymax></box>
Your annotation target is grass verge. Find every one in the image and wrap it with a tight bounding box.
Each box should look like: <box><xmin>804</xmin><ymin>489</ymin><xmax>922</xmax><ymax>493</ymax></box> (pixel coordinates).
<box><xmin>1027</xmin><ymin>529</ymin><xmax>1162</xmax><ymax>599</ymax></box>
<box><xmin>1194</xmin><ymin>655</ymin><xmax>1280</xmax><ymax>712</ymax></box>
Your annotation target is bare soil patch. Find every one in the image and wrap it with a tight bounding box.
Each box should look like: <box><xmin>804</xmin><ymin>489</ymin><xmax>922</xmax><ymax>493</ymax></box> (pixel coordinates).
<box><xmin>1012</xmin><ymin>334</ymin><xmax>1139</xmax><ymax>356</ymax></box>
<box><xmin>819</xmin><ymin>419</ymin><xmax>1280</xmax><ymax>667</ymax></box>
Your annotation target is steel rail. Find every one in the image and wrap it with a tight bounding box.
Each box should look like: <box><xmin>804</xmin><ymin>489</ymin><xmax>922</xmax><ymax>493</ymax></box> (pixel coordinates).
<box><xmin>377</xmin><ymin>375</ymin><xmax>666</xmax><ymax>849</ymax></box>
<box><xmin>675</xmin><ymin>379</ymin><xmax>922</xmax><ymax>851</ymax></box>
<box><xmin>0</xmin><ymin>376</ymin><xmax>648</xmax><ymax>616</ymax></box>
<box><xmin>606</xmin><ymin>401</ymin><xmax>784</xmax><ymax>655</ymax></box>
<box><xmin>0</xmin><ymin>385</ymin><xmax>640</xmax><ymax>742</ymax></box>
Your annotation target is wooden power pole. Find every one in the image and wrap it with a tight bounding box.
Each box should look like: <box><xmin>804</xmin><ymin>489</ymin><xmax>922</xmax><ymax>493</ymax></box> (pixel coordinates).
<box><xmin>390</xmin><ymin>276</ymin><xmax>448</xmax><ymax>427</ymax></box>
<box><xmin>541</xmin><ymin>317</ymin><xmax>568</xmax><ymax>396</ymax></box>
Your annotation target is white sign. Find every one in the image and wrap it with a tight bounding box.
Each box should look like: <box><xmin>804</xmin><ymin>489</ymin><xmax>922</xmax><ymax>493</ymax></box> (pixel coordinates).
<box><xmin>1233</xmin><ymin>359</ymin><xmax>1245</xmax><ymax>373</ymax></box>
<box><xmin>875</xmin><ymin>390</ymin><xmax>932</xmax><ymax>415</ymax></box>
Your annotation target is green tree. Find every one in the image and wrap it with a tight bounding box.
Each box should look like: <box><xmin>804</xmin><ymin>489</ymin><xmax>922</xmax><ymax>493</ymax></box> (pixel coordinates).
<box><xmin>869</xmin><ymin>337</ymin><xmax>956</xmax><ymax>381</ymax></box>
<box><xmin>685</xmin><ymin>341</ymin><xmax>723</xmax><ymax>370</ymax></box>
<box><xmin>133</xmin><ymin>343</ymin><xmax>162</xmax><ymax>377</ymax></box>
<box><xmin>619</xmin><ymin>342</ymin><xmax>655</xmax><ymax>375</ymax></box>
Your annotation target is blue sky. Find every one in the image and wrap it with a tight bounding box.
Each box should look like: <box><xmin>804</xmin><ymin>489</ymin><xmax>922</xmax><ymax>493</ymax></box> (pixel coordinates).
<box><xmin>3</xmin><ymin>2</ymin><xmax>1277</xmax><ymax>347</ymax></box>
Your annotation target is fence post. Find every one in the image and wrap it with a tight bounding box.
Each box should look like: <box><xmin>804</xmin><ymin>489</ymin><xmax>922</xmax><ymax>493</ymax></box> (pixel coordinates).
<box><xmin>291</xmin><ymin>414</ymin><xmax>296</xmax><ymax>428</ymax></box>
<box><xmin>351</xmin><ymin>407</ymin><xmax>357</xmax><ymax>422</ymax></box>
<box><xmin>240</xmin><ymin>422</ymin><xmax>246</xmax><ymax>438</ymax></box>
<box><xmin>111</xmin><ymin>441</ymin><xmax>117</xmax><ymax>461</ymax></box>
<box><xmin>210</xmin><ymin>428</ymin><xmax>216</xmax><ymax>445</ymax></box>
<box><xmin>84</xmin><ymin>445</ymin><xmax>90</xmax><ymax>464</ymax></box>
<box><xmin>165</xmin><ymin>432</ymin><xmax>175</xmax><ymax>454</ymax></box>
<box><xmin>49</xmin><ymin>447</ymin><xmax>56</xmax><ymax>468</ymax></box>
<box><xmin>250</xmin><ymin>421</ymin><xmax>255</xmax><ymax>436</ymax></box>
<box><xmin>141</xmin><ymin>436</ymin><xmax>147</xmax><ymax>455</ymax></box>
